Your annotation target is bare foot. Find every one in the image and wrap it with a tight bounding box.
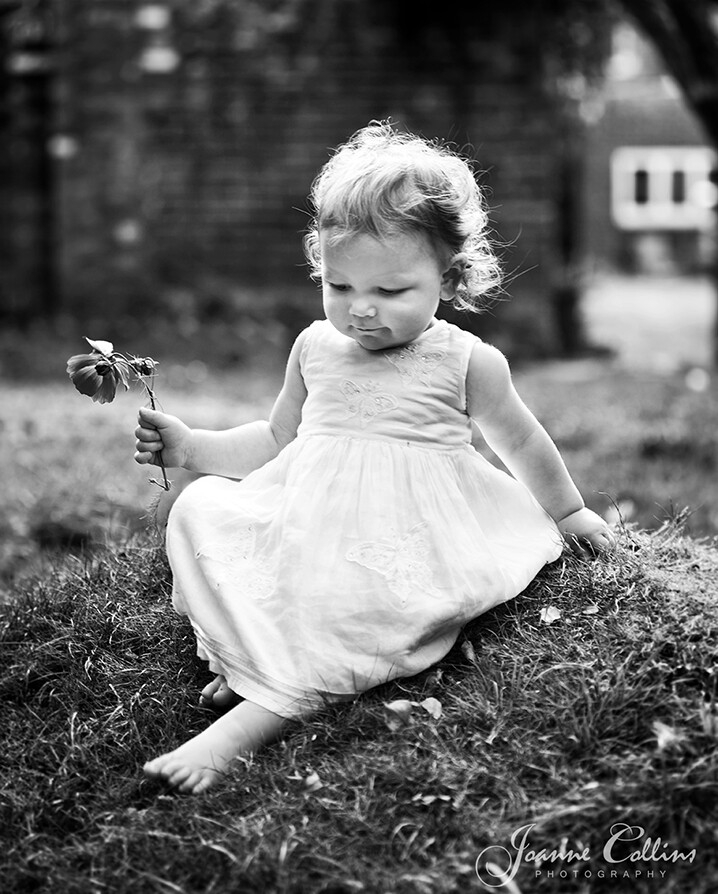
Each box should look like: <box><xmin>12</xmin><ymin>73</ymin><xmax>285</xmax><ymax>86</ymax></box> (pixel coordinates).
<box><xmin>199</xmin><ymin>674</ymin><xmax>241</xmax><ymax>710</ymax></box>
<box><xmin>143</xmin><ymin>699</ymin><xmax>285</xmax><ymax>794</ymax></box>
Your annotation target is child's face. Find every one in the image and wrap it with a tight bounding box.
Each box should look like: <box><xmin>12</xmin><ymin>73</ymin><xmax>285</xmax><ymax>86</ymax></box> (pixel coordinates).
<box><xmin>320</xmin><ymin>231</ymin><xmax>449</xmax><ymax>350</ymax></box>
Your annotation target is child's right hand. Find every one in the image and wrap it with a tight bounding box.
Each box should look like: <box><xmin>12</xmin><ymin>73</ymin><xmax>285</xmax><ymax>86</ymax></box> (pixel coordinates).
<box><xmin>134</xmin><ymin>407</ymin><xmax>193</xmax><ymax>470</ymax></box>
<box><xmin>557</xmin><ymin>506</ymin><xmax>615</xmax><ymax>556</ymax></box>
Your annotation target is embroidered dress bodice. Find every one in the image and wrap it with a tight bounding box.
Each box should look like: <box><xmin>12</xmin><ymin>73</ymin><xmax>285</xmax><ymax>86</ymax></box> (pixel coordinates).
<box><xmin>166</xmin><ymin>318</ymin><xmax>563</xmax><ymax>717</ymax></box>
<box><xmin>297</xmin><ymin>320</ymin><xmax>471</xmax><ymax>448</ymax></box>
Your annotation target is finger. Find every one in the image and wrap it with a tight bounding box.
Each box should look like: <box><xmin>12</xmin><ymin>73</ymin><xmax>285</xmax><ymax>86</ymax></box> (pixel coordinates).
<box><xmin>564</xmin><ymin>532</ymin><xmax>587</xmax><ymax>557</ymax></box>
<box><xmin>135</xmin><ymin>438</ymin><xmax>163</xmax><ymax>453</ymax></box>
<box><xmin>592</xmin><ymin>530</ymin><xmax>616</xmax><ymax>552</ymax></box>
<box><xmin>134</xmin><ymin>449</ymin><xmax>164</xmax><ymax>467</ymax></box>
<box><xmin>135</xmin><ymin>426</ymin><xmax>163</xmax><ymax>443</ymax></box>
<box><xmin>139</xmin><ymin>406</ymin><xmax>166</xmax><ymax>428</ymax></box>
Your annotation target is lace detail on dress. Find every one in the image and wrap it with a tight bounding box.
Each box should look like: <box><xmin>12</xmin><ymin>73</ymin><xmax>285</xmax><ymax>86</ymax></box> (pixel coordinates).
<box><xmin>340</xmin><ymin>379</ymin><xmax>398</xmax><ymax>427</ymax></box>
<box><xmin>196</xmin><ymin>523</ymin><xmax>275</xmax><ymax>600</ymax></box>
<box><xmin>346</xmin><ymin>522</ymin><xmax>441</xmax><ymax>609</ymax></box>
<box><xmin>385</xmin><ymin>344</ymin><xmax>448</xmax><ymax>387</ymax></box>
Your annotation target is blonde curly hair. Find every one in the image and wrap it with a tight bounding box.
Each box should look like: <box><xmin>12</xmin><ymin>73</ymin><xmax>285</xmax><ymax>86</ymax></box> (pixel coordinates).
<box><xmin>304</xmin><ymin>122</ymin><xmax>501</xmax><ymax>312</ymax></box>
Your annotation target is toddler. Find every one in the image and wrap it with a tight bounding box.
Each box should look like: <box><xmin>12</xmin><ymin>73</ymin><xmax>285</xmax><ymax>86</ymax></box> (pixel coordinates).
<box><xmin>135</xmin><ymin>122</ymin><xmax>613</xmax><ymax>793</ymax></box>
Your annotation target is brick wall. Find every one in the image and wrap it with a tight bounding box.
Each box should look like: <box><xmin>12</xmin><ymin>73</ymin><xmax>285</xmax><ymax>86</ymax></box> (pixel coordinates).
<box><xmin>1</xmin><ymin>0</ymin><xmax>575</xmax><ymax>358</ymax></box>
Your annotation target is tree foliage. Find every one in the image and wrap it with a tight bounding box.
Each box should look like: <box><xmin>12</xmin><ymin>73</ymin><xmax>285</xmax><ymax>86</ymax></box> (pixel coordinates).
<box><xmin>616</xmin><ymin>0</ymin><xmax>718</xmax><ymax>146</ymax></box>
<box><xmin>384</xmin><ymin>0</ymin><xmax>618</xmax><ymax>82</ymax></box>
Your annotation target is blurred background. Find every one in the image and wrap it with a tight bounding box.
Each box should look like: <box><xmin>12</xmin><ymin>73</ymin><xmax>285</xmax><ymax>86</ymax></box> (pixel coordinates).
<box><xmin>1</xmin><ymin>0</ymin><xmax>717</xmax><ymax>594</ymax></box>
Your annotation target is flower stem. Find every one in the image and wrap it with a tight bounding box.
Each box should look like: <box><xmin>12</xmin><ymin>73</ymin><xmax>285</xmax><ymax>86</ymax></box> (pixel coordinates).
<box><xmin>145</xmin><ymin>385</ymin><xmax>170</xmax><ymax>491</ymax></box>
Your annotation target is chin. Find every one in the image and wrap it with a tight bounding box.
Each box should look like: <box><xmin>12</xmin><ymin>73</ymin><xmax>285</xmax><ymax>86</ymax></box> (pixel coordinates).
<box><xmin>354</xmin><ymin>335</ymin><xmax>387</xmax><ymax>350</ymax></box>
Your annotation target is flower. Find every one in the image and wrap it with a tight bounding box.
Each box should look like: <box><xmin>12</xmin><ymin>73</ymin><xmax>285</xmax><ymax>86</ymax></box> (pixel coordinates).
<box><xmin>66</xmin><ymin>337</ymin><xmax>169</xmax><ymax>489</ymax></box>
<box><xmin>129</xmin><ymin>356</ymin><xmax>157</xmax><ymax>377</ymax></box>
<box><xmin>66</xmin><ymin>339</ymin><xmax>131</xmax><ymax>404</ymax></box>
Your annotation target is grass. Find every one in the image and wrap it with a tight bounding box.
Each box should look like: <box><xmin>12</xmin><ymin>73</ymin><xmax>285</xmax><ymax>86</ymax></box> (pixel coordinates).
<box><xmin>2</xmin><ymin>306</ymin><xmax>718</xmax><ymax>892</ymax></box>
<box><xmin>0</xmin><ymin>373</ymin><xmax>281</xmax><ymax>596</ymax></box>
<box><xmin>1</xmin><ymin>523</ymin><xmax>717</xmax><ymax>893</ymax></box>
<box><xmin>3</xmin><ymin>354</ymin><xmax>718</xmax><ymax>593</ymax></box>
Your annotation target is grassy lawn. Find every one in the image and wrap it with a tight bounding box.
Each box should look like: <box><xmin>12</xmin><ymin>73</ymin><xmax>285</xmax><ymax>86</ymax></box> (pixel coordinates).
<box><xmin>0</xmin><ymin>371</ymin><xmax>281</xmax><ymax>595</ymax></box>
<box><xmin>1</xmin><ymin>526</ymin><xmax>716</xmax><ymax>892</ymax></box>
<box><xmin>514</xmin><ymin>359</ymin><xmax>718</xmax><ymax>538</ymax></box>
<box><xmin>1</xmin><ymin>307</ymin><xmax>717</xmax><ymax>892</ymax></box>
<box><xmin>2</xmin><ymin>350</ymin><xmax>717</xmax><ymax>592</ymax></box>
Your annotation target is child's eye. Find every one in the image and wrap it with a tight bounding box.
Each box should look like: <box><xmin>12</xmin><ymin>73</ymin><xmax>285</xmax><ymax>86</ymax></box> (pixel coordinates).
<box><xmin>328</xmin><ymin>282</ymin><xmax>350</xmax><ymax>293</ymax></box>
<box><xmin>378</xmin><ymin>288</ymin><xmax>404</xmax><ymax>296</ymax></box>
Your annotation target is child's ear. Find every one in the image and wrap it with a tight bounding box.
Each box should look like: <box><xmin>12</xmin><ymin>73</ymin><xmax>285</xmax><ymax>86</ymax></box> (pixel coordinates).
<box><xmin>440</xmin><ymin>252</ymin><xmax>468</xmax><ymax>300</ymax></box>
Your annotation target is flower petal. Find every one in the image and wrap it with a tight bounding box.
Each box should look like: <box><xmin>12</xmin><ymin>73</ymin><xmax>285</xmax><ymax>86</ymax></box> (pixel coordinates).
<box><xmin>66</xmin><ymin>353</ymin><xmax>96</xmax><ymax>376</ymax></box>
<box><xmin>113</xmin><ymin>359</ymin><xmax>131</xmax><ymax>390</ymax></box>
<box><xmin>93</xmin><ymin>374</ymin><xmax>118</xmax><ymax>403</ymax></box>
<box><xmin>69</xmin><ymin>364</ymin><xmax>103</xmax><ymax>398</ymax></box>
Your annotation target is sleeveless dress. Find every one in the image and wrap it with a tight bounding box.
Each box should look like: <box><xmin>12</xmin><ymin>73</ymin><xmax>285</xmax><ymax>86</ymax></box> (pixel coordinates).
<box><xmin>166</xmin><ymin>319</ymin><xmax>563</xmax><ymax>717</ymax></box>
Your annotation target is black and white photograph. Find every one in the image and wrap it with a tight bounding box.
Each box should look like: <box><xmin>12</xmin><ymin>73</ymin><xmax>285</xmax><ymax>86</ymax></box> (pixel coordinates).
<box><xmin>1</xmin><ymin>2</ymin><xmax>716</xmax><ymax>892</ymax></box>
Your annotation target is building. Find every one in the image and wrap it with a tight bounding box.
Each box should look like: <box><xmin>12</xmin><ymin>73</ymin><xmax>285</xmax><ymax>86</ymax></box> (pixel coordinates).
<box><xmin>582</xmin><ymin>22</ymin><xmax>716</xmax><ymax>276</ymax></box>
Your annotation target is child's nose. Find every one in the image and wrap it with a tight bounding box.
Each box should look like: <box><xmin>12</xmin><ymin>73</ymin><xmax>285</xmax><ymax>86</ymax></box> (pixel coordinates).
<box><xmin>350</xmin><ymin>296</ymin><xmax>376</xmax><ymax>318</ymax></box>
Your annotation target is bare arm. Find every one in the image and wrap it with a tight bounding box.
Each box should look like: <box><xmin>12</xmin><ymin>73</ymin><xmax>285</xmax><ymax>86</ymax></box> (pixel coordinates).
<box><xmin>467</xmin><ymin>342</ymin><xmax>613</xmax><ymax>552</ymax></box>
<box><xmin>184</xmin><ymin>331</ymin><xmax>308</xmax><ymax>477</ymax></box>
<box><xmin>135</xmin><ymin>330</ymin><xmax>308</xmax><ymax>479</ymax></box>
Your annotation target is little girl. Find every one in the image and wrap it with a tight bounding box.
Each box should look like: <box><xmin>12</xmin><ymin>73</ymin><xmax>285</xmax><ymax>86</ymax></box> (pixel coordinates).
<box><xmin>135</xmin><ymin>122</ymin><xmax>613</xmax><ymax>794</ymax></box>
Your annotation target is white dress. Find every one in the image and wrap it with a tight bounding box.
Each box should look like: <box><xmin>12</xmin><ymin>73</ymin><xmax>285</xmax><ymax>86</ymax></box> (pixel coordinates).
<box><xmin>167</xmin><ymin>319</ymin><xmax>563</xmax><ymax>717</ymax></box>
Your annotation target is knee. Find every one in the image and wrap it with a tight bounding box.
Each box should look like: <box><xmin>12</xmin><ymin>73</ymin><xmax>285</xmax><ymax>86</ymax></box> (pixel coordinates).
<box><xmin>155</xmin><ymin>469</ymin><xmax>205</xmax><ymax>528</ymax></box>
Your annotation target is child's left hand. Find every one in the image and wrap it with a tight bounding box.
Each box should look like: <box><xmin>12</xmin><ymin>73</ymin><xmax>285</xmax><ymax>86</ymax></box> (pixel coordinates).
<box><xmin>558</xmin><ymin>507</ymin><xmax>615</xmax><ymax>556</ymax></box>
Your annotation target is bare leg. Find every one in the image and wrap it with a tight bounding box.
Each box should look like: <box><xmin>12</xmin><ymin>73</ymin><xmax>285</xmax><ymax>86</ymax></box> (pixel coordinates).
<box><xmin>199</xmin><ymin>674</ymin><xmax>242</xmax><ymax>710</ymax></box>
<box><xmin>143</xmin><ymin>699</ymin><xmax>286</xmax><ymax>793</ymax></box>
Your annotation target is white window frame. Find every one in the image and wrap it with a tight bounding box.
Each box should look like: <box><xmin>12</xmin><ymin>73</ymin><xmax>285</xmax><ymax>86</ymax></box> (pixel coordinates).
<box><xmin>611</xmin><ymin>146</ymin><xmax>716</xmax><ymax>231</ymax></box>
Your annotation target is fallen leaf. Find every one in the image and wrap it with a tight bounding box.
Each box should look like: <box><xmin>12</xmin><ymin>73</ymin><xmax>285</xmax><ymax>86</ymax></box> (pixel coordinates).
<box><xmin>699</xmin><ymin>701</ymin><xmax>718</xmax><ymax>738</ymax></box>
<box><xmin>652</xmin><ymin>720</ymin><xmax>687</xmax><ymax>752</ymax></box>
<box><xmin>424</xmin><ymin>668</ymin><xmax>443</xmax><ymax>687</ymax></box>
<box><xmin>383</xmin><ymin>699</ymin><xmax>413</xmax><ymax>731</ymax></box>
<box><xmin>461</xmin><ymin>640</ymin><xmax>478</xmax><ymax>664</ymax></box>
<box><xmin>582</xmin><ymin>604</ymin><xmax>600</xmax><ymax>616</ymax></box>
<box><xmin>303</xmin><ymin>770</ymin><xmax>323</xmax><ymax>792</ymax></box>
<box><xmin>539</xmin><ymin>605</ymin><xmax>562</xmax><ymax>625</ymax></box>
<box><xmin>419</xmin><ymin>697</ymin><xmax>442</xmax><ymax>719</ymax></box>
<box><xmin>411</xmin><ymin>793</ymin><xmax>452</xmax><ymax>806</ymax></box>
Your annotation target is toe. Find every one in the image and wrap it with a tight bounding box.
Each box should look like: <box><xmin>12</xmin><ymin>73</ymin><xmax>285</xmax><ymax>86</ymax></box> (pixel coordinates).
<box><xmin>212</xmin><ymin>682</ymin><xmax>239</xmax><ymax>709</ymax></box>
<box><xmin>167</xmin><ymin>764</ymin><xmax>195</xmax><ymax>788</ymax></box>
<box><xmin>191</xmin><ymin>774</ymin><xmax>215</xmax><ymax>795</ymax></box>
<box><xmin>143</xmin><ymin>757</ymin><xmax>166</xmax><ymax>778</ymax></box>
<box><xmin>179</xmin><ymin>769</ymin><xmax>209</xmax><ymax>793</ymax></box>
<box><xmin>200</xmin><ymin>675</ymin><xmax>227</xmax><ymax>707</ymax></box>
<box><xmin>199</xmin><ymin>683</ymin><xmax>219</xmax><ymax>706</ymax></box>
